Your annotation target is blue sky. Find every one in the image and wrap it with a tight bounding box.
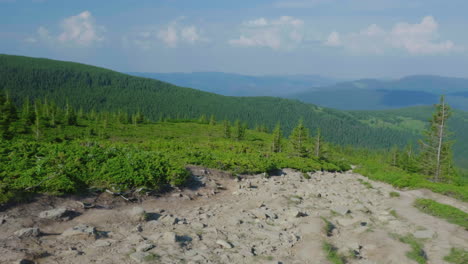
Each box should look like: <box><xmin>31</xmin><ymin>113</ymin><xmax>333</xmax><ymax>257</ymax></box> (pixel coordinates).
<box><xmin>1</xmin><ymin>0</ymin><xmax>468</xmax><ymax>79</ymax></box>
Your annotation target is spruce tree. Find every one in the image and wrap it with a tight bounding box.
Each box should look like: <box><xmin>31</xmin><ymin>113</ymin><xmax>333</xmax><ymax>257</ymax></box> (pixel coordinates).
<box><xmin>314</xmin><ymin>128</ymin><xmax>323</xmax><ymax>158</ymax></box>
<box><xmin>290</xmin><ymin>119</ymin><xmax>309</xmax><ymax>157</ymax></box>
<box><xmin>223</xmin><ymin>120</ymin><xmax>231</xmax><ymax>138</ymax></box>
<box><xmin>234</xmin><ymin>120</ymin><xmax>246</xmax><ymax>140</ymax></box>
<box><xmin>271</xmin><ymin>123</ymin><xmax>282</xmax><ymax>153</ymax></box>
<box><xmin>419</xmin><ymin>96</ymin><xmax>456</xmax><ymax>182</ymax></box>
<box><xmin>209</xmin><ymin>115</ymin><xmax>216</xmax><ymax>126</ymax></box>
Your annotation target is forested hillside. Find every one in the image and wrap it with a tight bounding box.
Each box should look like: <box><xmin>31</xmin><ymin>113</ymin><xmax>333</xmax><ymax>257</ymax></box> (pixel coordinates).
<box><xmin>0</xmin><ymin>54</ymin><xmax>415</xmax><ymax>150</ymax></box>
<box><xmin>351</xmin><ymin>107</ymin><xmax>468</xmax><ymax>168</ymax></box>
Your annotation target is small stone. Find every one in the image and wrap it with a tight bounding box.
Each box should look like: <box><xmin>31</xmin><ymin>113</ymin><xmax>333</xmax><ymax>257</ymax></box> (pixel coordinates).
<box><xmin>14</xmin><ymin>227</ymin><xmax>41</xmax><ymax>238</ymax></box>
<box><xmin>216</xmin><ymin>240</ymin><xmax>233</xmax><ymax>249</ymax></box>
<box><xmin>413</xmin><ymin>230</ymin><xmax>434</xmax><ymax>239</ymax></box>
<box><xmin>136</xmin><ymin>242</ymin><xmax>155</xmax><ymax>252</ymax></box>
<box><xmin>135</xmin><ymin>224</ymin><xmax>143</xmax><ymax>232</ymax></box>
<box><xmin>62</xmin><ymin>224</ymin><xmax>97</xmax><ymax>238</ymax></box>
<box><xmin>333</xmin><ymin>206</ymin><xmax>351</xmax><ymax>216</ymax></box>
<box><xmin>129</xmin><ymin>251</ymin><xmax>152</xmax><ymax>263</ymax></box>
<box><xmin>39</xmin><ymin>208</ymin><xmax>70</xmax><ymax>220</ymax></box>
<box><xmin>94</xmin><ymin>240</ymin><xmax>112</xmax><ymax>247</ymax></box>
<box><xmin>290</xmin><ymin>210</ymin><xmax>307</xmax><ymax>218</ymax></box>
<box><xmin>191</xmin><ymin>222</ymin><xmax>205</xmax><ymax>229</ymax></box>
<box><xmin>162</xmin><ymin>231</ymin><xmax>177</xmax><ymax>244</ymax></box>
<box><xmin>128</xmin><ymin>207</ymin><xmax>147</xmax><ymax>222</ymax></box>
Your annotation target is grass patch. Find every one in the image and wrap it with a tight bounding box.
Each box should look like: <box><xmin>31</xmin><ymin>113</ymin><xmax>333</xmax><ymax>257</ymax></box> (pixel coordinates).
<box><xmin>414</xmin><ymin>199</ymin><xmax>468</xmax><ymax>230</ymax></box>
<box><xmin>389</xmin><ymin>191</ymin><xmax>400</xmax><ymax>197</ymax></box>
<box><xmin>444</xmin><ymin>248</ymin><xmax>468</xmax><ymax>264</ymax></box>
<box><xmin>143</xmin><ymin>253</ymin><xmax>160</xmax><ymax>262</ymax></box>
<box><xmin>323</xmin><ymin>242</ymin><xmax>347</xmax><ymax>264</ymax></box>
<box><xmin>389</xmin><ymin>209</ymin><xmax>398</xmax><ymax>218</ymax></box>
<box><xmin>357</xmin><ymin>179</ymin><xmax>373</xmax><ymax>189</ymax></box>
<box><xmin>392</xmin><ymin>234</ymin><xmax>427</xmax><ymax>264</ymax></box>
<box><xmin>321</xmin><ymin>217</ymin><xmax>336</xmax><ymax>237</ymax></box>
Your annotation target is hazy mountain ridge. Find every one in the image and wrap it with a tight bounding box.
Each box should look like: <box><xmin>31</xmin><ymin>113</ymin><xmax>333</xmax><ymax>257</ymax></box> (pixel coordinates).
<box><xmin>289</xmin><ymin>76</ymin><xmax>468</xmax><ymax>111</ymax></box>
<box><xmin>127</xmin><ymin>72</ymin><xmax>339</xmax><ymax>96</ymax></box>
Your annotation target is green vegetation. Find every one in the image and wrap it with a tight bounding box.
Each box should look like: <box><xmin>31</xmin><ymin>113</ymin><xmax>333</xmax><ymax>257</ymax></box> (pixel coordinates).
<box><xmin>419</xmin><ymin>96</ymin><xmax>456</xmax><ymax>182</ymax></box>
<box><xmin>444</xmin><ymin>248</ymin><xmax>468</xmax><ymax>264</ymax></box>
<box><xmin>389</xmin><ymin>191</ymin><xmax>400</xmax><ymax>197</ymax></box>
<box><xmin>323</xmin><ymin>242</ymin><xmax>347</xmax><ymax>264</ymax></box>
<box><xmin>0</xmin><ymin>94</ymin><xmax>352</xmax><ymax>204</ymax></box>
<box><xmin>321</xmin><ymin>217</ymin><xmax>336</xmax><ymax>237</ymax></box>
<box><xmin>414</xmin><ymin>199</ymin><xmax>468</xmax><ymax>229</ymax></box>
<box><xmin>392</xmin><ymin>234</ymin><xmax>427</xmax><ymax>264</ymax></box>
<box><xmin>0</xmin><ymin>54</ymin><xmax>427</xmax><ymax>151</ymax></box>
<box><xmin>357</xmin><ymin>179</ymin><xmax>373</xmax><ymax>189</ymax></box>
<box><xmin>0</xmin><ymin>54</ymin><xmax>467</xmax><ymax>206</ymax></box>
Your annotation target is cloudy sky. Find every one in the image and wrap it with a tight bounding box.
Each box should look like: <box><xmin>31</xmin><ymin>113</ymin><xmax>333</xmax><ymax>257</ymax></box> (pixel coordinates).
<box><xmin>1</xmin><ymin>0</ymin><xmax>468</xmax><ymax>78</ymax></box>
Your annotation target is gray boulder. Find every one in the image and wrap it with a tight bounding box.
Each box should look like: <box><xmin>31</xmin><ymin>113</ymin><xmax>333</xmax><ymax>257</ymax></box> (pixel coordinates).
<box><xmin>62</xmin><ymin>224</ymin><xmax>97</xmax><ymax>238</ymax></box>
<box><xmin>14</xmin><ymin>227</ymin><xmax>41</xmax><ymax>238</ymax></box>
<box><xmin>39</xmin><ymin>208</ymin><xmax>71</xmax><ymax>220</ymax></box>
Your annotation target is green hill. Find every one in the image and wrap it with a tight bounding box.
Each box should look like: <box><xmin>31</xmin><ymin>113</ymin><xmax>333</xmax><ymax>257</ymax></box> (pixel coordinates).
<box><xmin>0</xmin><ymin>54</ymin><xmax>415</xmax><ymax>150</ymax></box>
<box><xmin>1</xmin><ymin>54</ymin><xmax>467</xmax><ymax>168</ymax></box>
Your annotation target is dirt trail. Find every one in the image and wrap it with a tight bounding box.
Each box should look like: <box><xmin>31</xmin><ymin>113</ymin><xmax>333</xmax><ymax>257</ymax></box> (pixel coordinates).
<box><xmin>0</xmin><ymin>168</ymin><xmax>467</xmax><ymax>264</ymax></box>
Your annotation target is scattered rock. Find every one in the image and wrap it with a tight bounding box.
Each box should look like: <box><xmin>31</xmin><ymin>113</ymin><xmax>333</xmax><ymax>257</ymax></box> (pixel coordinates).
<box><xmin>413</xmin><ymin>230</ymin><xmax>434</xmax><ymax>239</ymax></box>
<box><xmin>129</xmin><ymin>251</ymin><xmax>152</xmax><ymax>263</ymax></box>
<box><xmin>14</xmin><ymin>227</ymin><xmax>41</xmax><ymax>238</ymax></box>
<box><xmin>62</xmin><ymin>224</ymin><xmax>97</xmax><ymax>238</ymax></box>
<box><xmin>136</xmin><ymin>242</ymin><xmax>155</xmax><ymax>252</ymax></box>
<box><xmin>191</xmin><ymin>222</ymin><xmax>205</xmax><ymax>229</ymax></box>
<box><xmin>333</xmin><ymin>206</ymin><xmax>351</xmax><ymax>216</ymax></box>
<box><xmin>135</xmin><ymin>224</ymin><xmax>143</xmax><ymax>232</ymax></box>
<box><xmin>290</xmin><ymin>210</ymin><xmax>308</xmax><ymax>218</ymax></box>
<box><xmin>39</xmin><ymin>208</ymin><xmax>71</xmax><ymax>220</ymax></box>
<box><xmin>161</xmin><ymin>231</ymin><xmax>177</xmax><ymax>244</ymax></box>
<box><xmin>216</xmin><ymin>240</ymin><xmax>233</xmax><ymax>249</ymax></box>
<box><xmin>94</xmin><ymin>240</ymin><xmax>112</xmax><ymax>247</ymax></box>
<box><xmin>128</xmin><ymin>207</ymin><xmax>147</xmax><ymax>222</ymax></box>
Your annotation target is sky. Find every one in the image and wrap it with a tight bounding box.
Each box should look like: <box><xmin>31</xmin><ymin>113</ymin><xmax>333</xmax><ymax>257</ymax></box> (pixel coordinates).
<box><xmin>1</xmin><ymin>0</ymin><xmax>468</xmax><ymax>79</ymax></box>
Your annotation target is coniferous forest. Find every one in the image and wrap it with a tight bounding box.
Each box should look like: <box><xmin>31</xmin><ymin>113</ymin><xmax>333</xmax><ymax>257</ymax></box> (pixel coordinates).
<box><xmin>0</xmin><ymin>54</ymin><xmax>467</xmax><ymax>205</ymax></box>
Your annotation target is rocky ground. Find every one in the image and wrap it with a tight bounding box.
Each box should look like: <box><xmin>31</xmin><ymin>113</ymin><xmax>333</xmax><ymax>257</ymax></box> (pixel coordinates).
<box><xmin>0</xmin><ymin>167</ymin><xmax>467</xmax><ymax>264</ymax></box>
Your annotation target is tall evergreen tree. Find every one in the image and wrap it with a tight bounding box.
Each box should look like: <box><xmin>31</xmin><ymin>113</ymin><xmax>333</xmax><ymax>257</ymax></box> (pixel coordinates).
<box><xmin>209</xmin><ymin>115</ymin><xmax>216</xmax><ymax>126</ymax></box>
<box><xmin>290</xmin><ymin>119</ymin><xmax>309</xmax><ymax>157</ymax></box>
<box><xmin>223</xmin><ymin>120</ymin><xmax>231</xmax><ymax>139</ymax></box>
<box><xmin>314</xmin><ymin>128</ymin><xmax>323</xmax><ymax>158</ymax></box>
<box><xmin>271</xmin><ymin>123</ymin><xmax>282</xmax><ymax>153</ymax></box>
<box><xmin>234</xmin><ymin>120</ymin><xmax>247</xmax><ymax>141</ymax></box>
<box><xmin>0</xmin><ymin>93</ymin><xmax>19</xmax><ymax>139</ymax></box>
<box><xmin>419</xmin><ymin>96</ymin><xmax>456</xmax><ymax>182</ymax></box>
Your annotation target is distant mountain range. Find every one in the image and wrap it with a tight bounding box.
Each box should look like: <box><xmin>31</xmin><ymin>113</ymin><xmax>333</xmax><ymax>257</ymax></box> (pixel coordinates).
<box><xmin>129</xmin><ymin>72</ymin><xmax>468</xmax><ymax>111</ymax></box>
<box><xmin>127</xmin><ymin>72</ymin><xmax>340</xmax><ymax>96</ymax></box>
<box><xmin>288</xmin><ymin>75</ymin><xmax>468</xmax><ymax>111</ymax></box>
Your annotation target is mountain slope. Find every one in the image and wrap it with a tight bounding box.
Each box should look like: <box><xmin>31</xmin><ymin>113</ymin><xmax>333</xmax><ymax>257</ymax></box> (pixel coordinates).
<box><xmin>350</xmin><ymin>106</ymin><xmax>468</xmax><ymax>168</ymax></box>
<box><xmin>128</xmin><ymin>72</ymin><xmax>338</xmax><ymax>96</ymax></box>
<box><xmin>289</xmin><ymin>76</ymin><xmax>468</xmax><ymax>111</ymax></box>
<box><xmin>0</xmin><ymin>54</ymin><xmax>414</xmax><ymax>151</ymax></box>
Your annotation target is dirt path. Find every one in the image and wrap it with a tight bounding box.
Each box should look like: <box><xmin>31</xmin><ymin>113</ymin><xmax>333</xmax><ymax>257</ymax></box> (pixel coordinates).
<box><xmin>0</xmin><ymin>168</ymin><xmax>467</xmax><ymax>264</ymax></box>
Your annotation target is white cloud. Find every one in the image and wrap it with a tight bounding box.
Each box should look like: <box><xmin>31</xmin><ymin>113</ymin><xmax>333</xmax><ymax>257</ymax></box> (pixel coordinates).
<box><xmin>157</xmin><ymin>23</ymin><xmax>179</xmax><ymax>48</ymax></box>
<box><xmin>27</xmin><ymin>11</ymin><xmax>104</xmax><ymax>47</ymax></box>
<box><xmin>324</xmin><ymin>16</ymin><xmax>458</xmax><ymax>55</ymax></box>
<box><xmin>324</xmin><ymin>31</ymin><xmax>341</xmax><ymax>47</ymax></box>
<box><xmin>229</xmin><ymin>16</ymin><xmax>304</xmax><ymax>50</ymax></box>
<box><xmin>181</xmin><ymin>26</ymin><xmax>201</xmax><ymax>43</ymax></box>
<box><xmin>126</xmin><ymin>20</ymin><xmax>205</xmax><ymax>50</ymax></box>
<box><xmin>58</xmin><ymin>11</ymin><xmax>104</xmax><ymax>46</ymax></box>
